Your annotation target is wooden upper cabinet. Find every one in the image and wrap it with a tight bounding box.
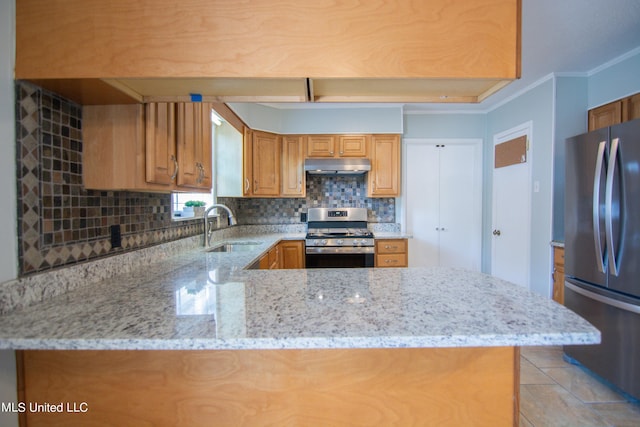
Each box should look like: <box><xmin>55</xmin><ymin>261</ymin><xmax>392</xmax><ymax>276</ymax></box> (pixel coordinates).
<box><xmin>307</xmin><ymin>135</ymin><xmax>368</xmax><ymax>158</ymax></box>
<box><xmin>145</xmin><ymin>103</ymin><xmax>177</xmax><ymax>186</ymax></box>
<box><xmin>307</xmin><ymin>135</ymin><xmax>337</xmax><ymax>157</ymax></box>
<box><xmin>16</xmin><ymin>0</ymin><xmax>521</xmax><ymax>104</ymax></box>
<box><xmin>588</xmin><ymin>93</ymin><xmax>640</xmax><ymax>131</ymax></box>
<box><xmin>84</xmin><ymin>104</ymin><xmax>167</xmax><ymax>192</ymax></box>
<box><xmin>281</xmin><ymin>136</ymin><xmax>306</xmax><ymax>197</ymax></box>
<box><xmin>176</xmin><ymin>103</ymin><xmax>212</xmax><ymax>189</ymax></box>
<box><xmin>251</xmin><ymin>131</ymin><xmax>281</xmax><ymax>196</ymax></box>
<box><xmin>242</xmin><ymin>127</ymin><xmax>254</xmax><ymax>197</ymax></box>
<box><xmin>338</xmin><ymin>135</ymin><xmax>369</xmax><ymax>157</ymax></box>
<box><xmin>624</xmin><ymin>93</ymin><xmax>640</xmax><ymax>122</ymax></box>
<box><xmin>368</xmin><ymin>135</ymin><xmax>401</xmax><ymax>197</ymax></box>
<box><xmin>84</xmin><ymin>103</ymin><xmax>212</xmax><ymax>192</ymax></box>
<box><xmin>588</xmin><ymin>101</ymin><xmax>623</xmax><ymax>131</ymax></box>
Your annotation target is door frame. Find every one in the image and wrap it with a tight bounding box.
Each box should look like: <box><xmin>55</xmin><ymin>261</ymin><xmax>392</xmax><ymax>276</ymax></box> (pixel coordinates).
<box><xmin>401</xmin><ymin>138</ymin><xmax>483</xmax><ymax>269</ymax></box>
<box><xmin>491</xmin><ymin>122</ymin><xmax>533</xmax><ymax>289</ymax></box>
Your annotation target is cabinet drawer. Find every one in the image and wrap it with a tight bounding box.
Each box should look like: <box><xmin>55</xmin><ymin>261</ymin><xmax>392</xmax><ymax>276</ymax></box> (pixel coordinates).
<box><xmin>376</xmin><ymin>239</ymin><xmax>407</xmax><ymax>254</ymax></box>
<box><xmin>376</xmin><ymin>254</ymin><xmax>407</xmax><ymax>268</ymax></box>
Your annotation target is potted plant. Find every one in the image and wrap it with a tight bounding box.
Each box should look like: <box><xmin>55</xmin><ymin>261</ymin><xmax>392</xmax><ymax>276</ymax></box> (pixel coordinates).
<box><xmin>184</xmin><ymin>200</ymin><xmax>206</xmax><ymax>217</ymax></box>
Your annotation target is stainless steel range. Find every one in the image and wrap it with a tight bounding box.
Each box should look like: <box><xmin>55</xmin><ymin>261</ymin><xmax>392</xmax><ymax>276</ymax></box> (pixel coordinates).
<box><xmin>305</xmin><ymin>208</ymin><xmax>375</xmax><ymax>268</ymax></box>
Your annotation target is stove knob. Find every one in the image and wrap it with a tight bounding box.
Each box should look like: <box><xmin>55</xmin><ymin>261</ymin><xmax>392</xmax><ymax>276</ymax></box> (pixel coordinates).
<box><xmin>321</xmin><ymin>239</ymin><xmax>327</xmax><ymax>246</ymax></box>
<box><xmin>337</xmin><ymin>239</ymin><xmax>344</xmax><ymax>245</ymax></box>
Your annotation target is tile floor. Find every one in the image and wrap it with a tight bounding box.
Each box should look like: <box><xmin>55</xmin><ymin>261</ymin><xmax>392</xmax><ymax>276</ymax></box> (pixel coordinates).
<box><xmin>520</xmin><ymin>346</ymin><xmax>640</xmax><ymax>426</ymax></box>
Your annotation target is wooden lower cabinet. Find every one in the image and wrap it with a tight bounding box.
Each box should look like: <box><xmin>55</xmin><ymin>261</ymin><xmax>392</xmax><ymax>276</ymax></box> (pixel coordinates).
<box><xmin>17</xmin><ymin>346</ymin><xmax>519</xmax><ymax>426</ymax></box>
<box><xmin>258</xmin><ymin>240</ymin><xmax>305</xmax><ymax>269</ymax></box>
<box><xmin>552</xmin><ymin>246</ymin><xmax>565</xmax><ymax>304</ymax></box>
<box><xmin>375</xmin><ymin>238</ymin><xmax>408</xmax><ymax>267</ymax></box>
<box><xmin>278</xmin><ymin>240</ymin><xmax>305</xmax><ymax>269</ymax></box>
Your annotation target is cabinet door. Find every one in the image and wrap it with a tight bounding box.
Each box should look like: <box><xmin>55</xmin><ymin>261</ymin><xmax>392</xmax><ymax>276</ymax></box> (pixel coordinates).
<box><xmin>368</xmin><ymin>134</ymin><xmax>400</xmax><ymax>197</ymax></box>
<box><xmin>252</xmin><ymin>131</ymin><xmax>281</xmax><ymax>196</ymax></box>
<box><xmin>243</xmin><ymin>127</ymin><xmax>254</xmax><ymax>196</ymax></box>
<box><xmin>552</xmin><ymin>247</ymin><xmax>565</xmax><ymax>304</ymax></box>
<box><xmin>268</xmin><ymin>246</ymin><xmax>279</xmax><ymax>269</ymax></box>
<box><xmin>624</xmin><ymin>93</ymin><xmax>640</xmax><ymax>122</ymax></box>
<box><xmin>279</xmin><ymin>241</ymin><xmax>305</xmax><ymax>269</ymax></box>
<box><xmin>145</xmin><ymin>103</ymin><xmax>177</xmax><ymax>186</ymax></box>
<box><xmin>438</xmin><ymin>144</ymin><xmax>481</xmax><ymax>270</ymax></box>
<box><xmin>177</xmin><ymin>103</ymin><xmax>212</xmax><ymax>190</ymax></box>
<box><xmin>307</xmin><ymin>135</ymin><xmax>336</xmax><ymax>157</ymax></box>
<box><xmin>588</xmin><ymin>101</ymin><xmax>622</xmax><ymax>131</ymax></box>
<box><xmin>281</xmin><ymin>136</ymin><xmax>306</xmax><ymax>197</ymax></box>
<box><xmin>338</xmin><ymin>135</ymin><xmax>368</xmax><ymax>157</ymax></box>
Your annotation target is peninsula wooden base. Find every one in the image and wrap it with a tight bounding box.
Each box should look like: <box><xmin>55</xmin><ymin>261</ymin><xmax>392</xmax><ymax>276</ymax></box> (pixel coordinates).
<box><xmin>17</xmin><ymin>347</ymin><xmax>520</xmax><ymax>426</ymax></box>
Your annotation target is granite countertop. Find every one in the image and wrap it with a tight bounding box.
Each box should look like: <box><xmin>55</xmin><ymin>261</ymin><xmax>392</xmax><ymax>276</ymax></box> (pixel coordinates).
<box><xmin>0</xmin><ymin>231</ymin><xmax>599</xmax><ymax>351</ymax></box>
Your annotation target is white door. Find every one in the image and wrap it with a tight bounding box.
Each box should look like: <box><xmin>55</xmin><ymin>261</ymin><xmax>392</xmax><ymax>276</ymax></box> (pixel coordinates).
<box><xmin>405</xmin><ymin>139</ymin><xmax>482</xmax><ymax>270</ymax></box>
<box><xmin>438</xmin><ymin>144</ymin><xmax>482</xmax><ymax>270</ymax></box>
<box><xmin>406</xmin><ymin>144</ymin><xmax>440</xmax><ymax>267</ymax></box>
<box><xmin>491</xmin><ymin>124</ymin><xmax>532</xmax><ymax>288</ymax></box>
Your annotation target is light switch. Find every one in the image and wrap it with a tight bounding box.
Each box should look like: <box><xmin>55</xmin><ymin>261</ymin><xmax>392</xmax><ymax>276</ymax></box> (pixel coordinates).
<box><xmin>533</xmin><ymin>181</ymin><xmax>540</xmax><ymax>193</ymax></box>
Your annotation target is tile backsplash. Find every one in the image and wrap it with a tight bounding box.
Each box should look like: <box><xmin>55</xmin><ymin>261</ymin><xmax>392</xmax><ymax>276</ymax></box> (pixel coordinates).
<box><xmin>218</xmin><ymin>175</ymin><xmax>395</xmax><ymax>224</ymax></box>
<box><xmin>15</xmin><ymin>81</ymin><xmax>397</xmax><ymax>275</ymax></box>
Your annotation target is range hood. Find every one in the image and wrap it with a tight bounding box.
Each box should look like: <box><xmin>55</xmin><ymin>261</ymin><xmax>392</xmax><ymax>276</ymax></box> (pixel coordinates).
<box><xmin>304</xmin><ymin>158</ymin><xmax>371</xmax><ymax>175</ymax></box>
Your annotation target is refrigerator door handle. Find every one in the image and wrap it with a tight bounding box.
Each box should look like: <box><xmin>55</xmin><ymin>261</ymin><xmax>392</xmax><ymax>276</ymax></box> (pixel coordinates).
<box><xmin>605</xmin><ymin>137</ymin><xmax>620</xmax><ymax>277</ymax></box>
<box><xmin>592</xmin><ymin>140</ymin><xmax>607</xmax><ymax>273</ymax></box>
<box><xmin>566</xmin><ymin>281</ymin><xmax>640</xmax><ymax>314</ymax></box>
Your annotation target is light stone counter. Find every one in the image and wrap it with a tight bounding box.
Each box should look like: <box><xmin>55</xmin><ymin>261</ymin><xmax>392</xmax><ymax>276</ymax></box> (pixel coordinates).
<box><xmin>0</xmin><ymin>230</ymin><xmax>599</xmax><ymax>350</ymax></box>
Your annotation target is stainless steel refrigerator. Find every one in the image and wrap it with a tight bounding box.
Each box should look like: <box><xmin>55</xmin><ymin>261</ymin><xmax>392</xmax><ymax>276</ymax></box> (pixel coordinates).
<box><xmin>564</xmin><ymin>118</ymin><xmax>640</xmax><ymax>400</ymax></box>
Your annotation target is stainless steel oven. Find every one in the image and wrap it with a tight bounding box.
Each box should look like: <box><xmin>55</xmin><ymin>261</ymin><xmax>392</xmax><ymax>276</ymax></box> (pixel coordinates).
<box><xmin>305</xmin><ymin>208</ymin><xmax>374</xmax><ymax>268</ymax></box>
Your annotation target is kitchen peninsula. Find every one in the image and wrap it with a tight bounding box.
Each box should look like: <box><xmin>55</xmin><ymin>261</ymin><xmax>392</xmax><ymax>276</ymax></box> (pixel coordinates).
<box><xmin>0</xmin><ymin>231</ymin><xmax>598</xmax><ymax>426</ymax></box>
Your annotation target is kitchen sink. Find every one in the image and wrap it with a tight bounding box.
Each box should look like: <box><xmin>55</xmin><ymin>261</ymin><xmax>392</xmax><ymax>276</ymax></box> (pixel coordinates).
<box><xmin>206</xmin><ymin>241</ymin><xmax>263</xmax><ymax>253</ymax></box>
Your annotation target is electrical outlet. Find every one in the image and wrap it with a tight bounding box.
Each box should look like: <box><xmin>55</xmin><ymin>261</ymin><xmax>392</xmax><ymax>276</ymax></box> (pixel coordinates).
<box><xmin>110</xmin><ymin>224</ymin><xmax>122</xmax><ymax>249</ymax></box>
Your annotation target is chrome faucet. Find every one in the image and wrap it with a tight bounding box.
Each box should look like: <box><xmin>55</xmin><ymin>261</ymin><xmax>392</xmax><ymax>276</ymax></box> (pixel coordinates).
<box><xmin>203</xmin><ymin>204</ymin><xmax>237</xmax><ymax>247</ymax></box>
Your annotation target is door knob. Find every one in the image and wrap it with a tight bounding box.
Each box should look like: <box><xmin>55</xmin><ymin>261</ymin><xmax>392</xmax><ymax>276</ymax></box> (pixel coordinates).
<box><xmin>493</xmin><ymin>229</ymin><xmax>501</xmax><ymax>236</ymax></box>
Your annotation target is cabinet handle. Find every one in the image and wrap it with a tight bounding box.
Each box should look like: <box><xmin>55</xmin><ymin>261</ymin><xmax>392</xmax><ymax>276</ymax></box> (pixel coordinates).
<box><xmin>245</xmin><ymin>178</ymin><xmax>250</xmax><ymax>192</ymax></box>
<box><xmin>330</xmin><ymin>151</ymin><xmax>334</xmax><ymax>155</ymax></box>
<box><xmin>170</xmin><ymin>155</ymin><xmax>178</xmax><ymax>181</ymax></box>
<box><xmin>384</xmin><ymin>245</ymin><xmax>397</xmax><ymax>250</ymax></box>
<box><xmin>254</xmin><ymin>180</ymin><xmax>258</xmax><ymax>191</ymax></box>
<box><xmin>195</xmin><ymin>163</ymin><xmax>205</xmax><ymax>184</ymax></box>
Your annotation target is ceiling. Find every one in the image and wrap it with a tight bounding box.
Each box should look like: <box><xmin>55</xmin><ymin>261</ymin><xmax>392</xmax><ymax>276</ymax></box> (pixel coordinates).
<box><xmin>263</xmin><ymin>0</ymin><xmax>640</xmax><ymax>113</ymax></box>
